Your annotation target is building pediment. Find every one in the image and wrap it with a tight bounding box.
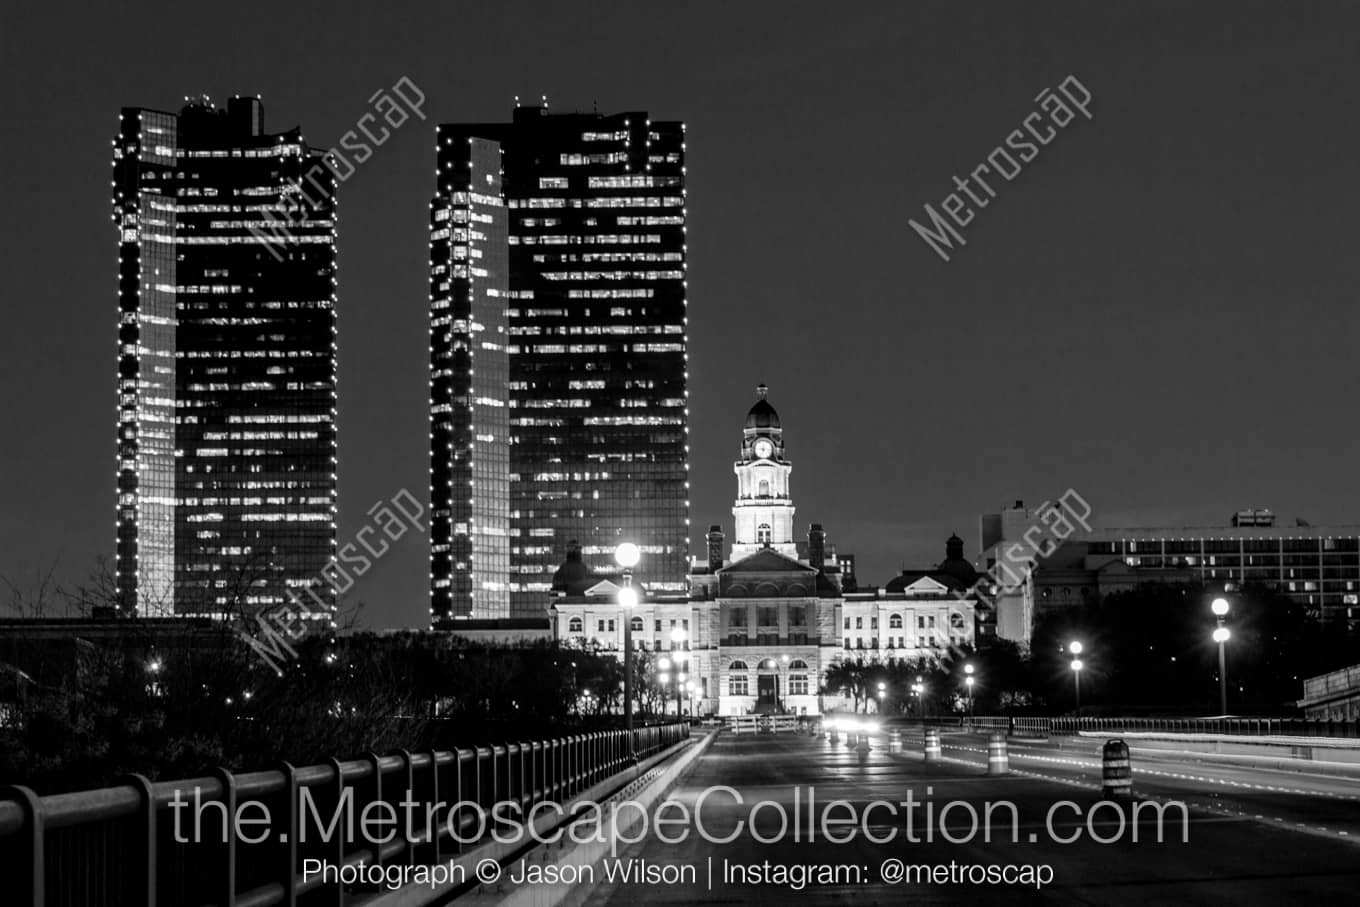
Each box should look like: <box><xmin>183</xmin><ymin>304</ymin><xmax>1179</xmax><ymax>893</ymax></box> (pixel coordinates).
<box><xmin>583</xmin><ymin>579</ymin><xmax>623</xmax><ymax>598</ymax></box>
<box><xmin>901</xmin><ymin>575</ymin><xmax>951</xmax><ymax>596</ymax></box>
<box><xmin>719</xmin><ymin>548</ymin><xmax>815</xmax><ymax>575</ymax></box>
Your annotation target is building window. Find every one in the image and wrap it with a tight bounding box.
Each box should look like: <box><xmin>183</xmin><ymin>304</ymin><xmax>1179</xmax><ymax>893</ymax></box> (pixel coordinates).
<box><xmin>844</xmin><ymin>617</ymin><xmax>850</xmax><ymax>630</ymax></box>
<box><xmin>728</xmin><ymin>661</ymin><xmax>749</xmax><ymax>696</ymax></box>
<box><xmin>597</xmin><ymin>620</ymin><xmax>605</xmax><ymax>632</ymax></box>
<box><xmin>631</xmin><ymin>616</ymin><xmax>644</xmax><ymax>632</ymax></box>
<box><xmin>757</xmin><ymin>479</ymin><xmax>770</xmax><ymax>497</ymax></box>
<box><xmin>789</xmin><ymin>674</ymin><xmax>809</xmax><ymax>695</ymax></box>
<box><xmin>918</xmin><ymin>616</ymin><xmax>925</xmax><ymax>629</ymax></box>
<box><xmin>757</xmin><ymin>523</ymin><xmax>771</xmax><ymax>546</ymax></box>
<box><xmin>870</xmin><ymin>617</ymin><xmax>878</xmax><ymax>630</ymax></box>
<box><xmin>843</xmin><ymin>637</ymin><xmax>850</xmax><ymax>649</ymax></box>
<box><xmin>607</xmin><ymin>620</ymin><xmax>615</xmax><ymax>632</ymax></box>
<box><xmin>889</xmin><ymin>613</ymin><xmax>902</xmax><ymax>629</ymax></box>
<box><xmin>855</xmin><ymin>617</ymin><xmax>863</xmax><ymax>629</ymax></box>
<box><xmin>568</xmin><ymin>617</ymin><xmax>583</xmax><ymax>633</ymax></box>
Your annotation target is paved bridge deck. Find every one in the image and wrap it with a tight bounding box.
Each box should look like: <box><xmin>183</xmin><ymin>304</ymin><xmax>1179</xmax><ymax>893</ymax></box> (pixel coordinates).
<box><xmin>571</xmin><ymin>729</ymin><xmax>1360</xmax><ymax>905</ymax></box>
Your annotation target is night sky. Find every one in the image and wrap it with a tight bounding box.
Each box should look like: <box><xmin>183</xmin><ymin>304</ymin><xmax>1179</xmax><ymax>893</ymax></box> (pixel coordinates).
<box><xmin>3</xmin><ymin>2</ymin><xmax>1359</xmax><ymax>628</ymax></box>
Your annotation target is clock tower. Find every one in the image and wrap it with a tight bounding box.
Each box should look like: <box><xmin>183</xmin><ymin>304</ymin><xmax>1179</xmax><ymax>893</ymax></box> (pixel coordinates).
<box><xmin>731</xmin><ymin>384</ymin><xmax>798</xmax><ymax>560</ymax></box>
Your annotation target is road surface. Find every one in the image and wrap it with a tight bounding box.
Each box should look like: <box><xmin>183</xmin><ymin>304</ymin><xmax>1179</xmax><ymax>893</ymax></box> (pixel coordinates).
<box><xmin>580</xmin><ymin>729</ymin><xmax>1360</xmax><ymax>905</ymax></box>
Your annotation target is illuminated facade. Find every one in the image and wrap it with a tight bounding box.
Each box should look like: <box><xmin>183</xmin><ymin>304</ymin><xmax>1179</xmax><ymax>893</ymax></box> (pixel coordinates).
<box><xmin>429</xmin><ymin>138</ymin><xmax>511</xmax><ymax>622</ymax></box>
<box><xmin>550</xmin><ymin>388</ymin><xmax>982</xmax><ymax>716</ymax></box>
<box><xmin>113</xmin><ymin>97</ymin><xmax>337</xmax><ymax>616</ymax></box>
<box><xmin>433</xmin><ymin>106</ymin><xmax>689</xmax><ymax>621</ymax></box>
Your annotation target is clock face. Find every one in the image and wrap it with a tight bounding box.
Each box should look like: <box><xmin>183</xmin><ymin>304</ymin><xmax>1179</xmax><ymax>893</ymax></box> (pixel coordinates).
<box><xmin>753</xmin><ymin>439</ymin><xmax>774</xmax><ymax>459</ymax></box>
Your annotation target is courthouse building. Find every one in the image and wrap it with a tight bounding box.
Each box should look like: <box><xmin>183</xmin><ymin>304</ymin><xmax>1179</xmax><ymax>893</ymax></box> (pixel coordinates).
<box><xmin>550</xmin><ymin>387</ymin><xmax>979</xmax><ymax>715</ymax></box>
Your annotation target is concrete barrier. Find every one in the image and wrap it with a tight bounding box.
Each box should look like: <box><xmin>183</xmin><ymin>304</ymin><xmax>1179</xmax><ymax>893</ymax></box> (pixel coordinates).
<box><xmin>1076</xmin><ymin>730</ymin><xmax>1360</xmax><ymax>765</ymax></box>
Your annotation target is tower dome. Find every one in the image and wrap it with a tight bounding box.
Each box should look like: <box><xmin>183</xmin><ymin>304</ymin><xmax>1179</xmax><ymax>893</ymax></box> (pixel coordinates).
<box><xmin>744</xmin><ymin>383</ymin><xmax>780</xmax><ymax>431</ymax></box>
<box><xmin>550</xmin><ymin>540</ymin><xmax>592</xmax><ymax>594</ymax></box>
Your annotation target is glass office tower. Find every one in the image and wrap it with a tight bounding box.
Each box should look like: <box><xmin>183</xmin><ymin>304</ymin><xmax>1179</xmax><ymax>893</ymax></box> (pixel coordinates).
<box><xmin>429</xmin><ymin>137</ymin><xmax>512</xmax><ymax>622</ymax></box>
<box><xmin>113</xmin><ymin>96</ymin><xmax>337</xmax><ymax>617</ymax></box>
<box><xmin>432</xmin><ymin>106</ymin><xmax>689</xmax><ymax>620</ymax></box>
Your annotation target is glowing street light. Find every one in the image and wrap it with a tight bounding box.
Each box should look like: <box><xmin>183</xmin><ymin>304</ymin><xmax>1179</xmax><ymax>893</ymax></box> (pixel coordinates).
<box><xmin>1211</xmin><ymin>597</ymin><xmax>1231</xmax><ymax>715</ymax></box>
<box><xmin>616</xmin><ymin>542</ymin><xmax>641</xmax><ymax>759</ymax></box>
<box><xmin>670</xmin><ymin>626</ymin><xmax>688</xmax><ymax>715</ymax></box>
<box><xmin>963</xmin><ymin>663</ymin><xmax>975</xmax><ymax>721</ymax></box>
<box><xmin>1069</xmin><ymin>641</ymin><xmax>1084</xmax><ymax>713</ymax></box>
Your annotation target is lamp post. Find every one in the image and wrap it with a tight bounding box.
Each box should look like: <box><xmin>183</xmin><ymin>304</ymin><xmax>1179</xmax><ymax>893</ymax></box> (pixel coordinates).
<box><xmin>671</xmin><ymin>626</ymin><xmax>687</xmax><ymax>716</ymax></box>
<box><xmin>1211</xmin><ymin>597</ymin><xmax>1230</xmax><ymax>716</ymax></box>
<box><xmin>657</xmin><ymin>655</ymin><xmax>672</xmax><ymax>715</ymax></box>
<box><xmin>616</xmin><ymin>542</ymin><xmax>641</xmax><ymax>758</ymax></box>
<box><xmin>877</xmin><ymin>681</ymin><xmax>886</xmax><ymax>713</ymax></box>
<box><xmin>1069</xmin><ymin>641</ymin><xmax>1084</xmax><ymax>714</ymax></box>
<box><xmin>912</xmin><ymin>676</ymin><xmax>925</xmax><ymax>719</ymax></box>
<box><xmin>963</xmin><ymin>663</ymin><xmax>975</xmax><ymax>722</ymax></box>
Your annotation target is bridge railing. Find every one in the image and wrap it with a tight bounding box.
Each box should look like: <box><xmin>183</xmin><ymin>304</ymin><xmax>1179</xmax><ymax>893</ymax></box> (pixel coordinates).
<box><xmin>903</xmin><ymin>716</ymin><xmax>1360</xmax><ymax>739</ymax></box>
<box><xmin>0</xmin><ymin>722</ymin><xmax>690</xmax><ymax>907</ymax></box>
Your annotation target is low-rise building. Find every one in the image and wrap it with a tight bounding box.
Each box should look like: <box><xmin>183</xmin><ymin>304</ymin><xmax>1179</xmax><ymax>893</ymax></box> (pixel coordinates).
<box><xmin>1299</xmin><ymin>663</ymin><xmax>1360</xmax><ymax>721</ymax></box>
<box><xmin>980</xmin><ymin>500</ymin><xmax>1360</xmax><ymax>644</ymax></box>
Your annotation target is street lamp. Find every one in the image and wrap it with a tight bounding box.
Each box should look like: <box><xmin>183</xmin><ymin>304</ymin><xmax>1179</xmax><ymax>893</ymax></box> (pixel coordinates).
<box><xmin>1211</xmin><ymin>597</ymin><xmax>1230</xmax><ymax>715</ymax></box>
<box><xmin>1069</xmin><ymin>641</ymin><xmax>1084</xmax><ymax>714</ymax></box>
<box><xmin>963</xmin><ymin>663</ymin><xmax>975</xmax><ymax>722</ymax></box>
<box><xmin>671</xmin><ymin>626</ymin><xmax>688</xmax><ymax>716</ymax></box>
<box><xmin>616</xmin><ymin>543</ymin><xmax>641</xmax><ymax>759</ymax></box>
<box><xmin>911</xmin><ymin>675</ymin><xmax>925</xmax><ymax>718</ymax></box>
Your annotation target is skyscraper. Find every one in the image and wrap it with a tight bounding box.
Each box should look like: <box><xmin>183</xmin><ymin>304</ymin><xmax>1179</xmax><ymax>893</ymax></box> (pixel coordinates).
<box><xmin>431</xmin><ymin>106</ymin><xmax>689</xmax><ymax>621</ymax></box>
<box><xmin>429</xmin><ymin>138</ymin><xmax>511</xmax><ymax>621</ymax></box>
<box><xmin>113</xmin><ymin>96</ymin><xmax>337</xmax><ymax>617</ymax></box>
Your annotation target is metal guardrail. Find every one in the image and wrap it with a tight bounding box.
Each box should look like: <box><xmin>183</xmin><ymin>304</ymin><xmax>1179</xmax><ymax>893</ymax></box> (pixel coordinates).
<box><xmin>0</xmin><ymin>723</ymin><xmax>690</xmax><ymax>906</ymax></box>
<box><xmin>906</xmin><ymin>715</ymin><xmax>1360</xmax><ymax>739</ymax></box>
